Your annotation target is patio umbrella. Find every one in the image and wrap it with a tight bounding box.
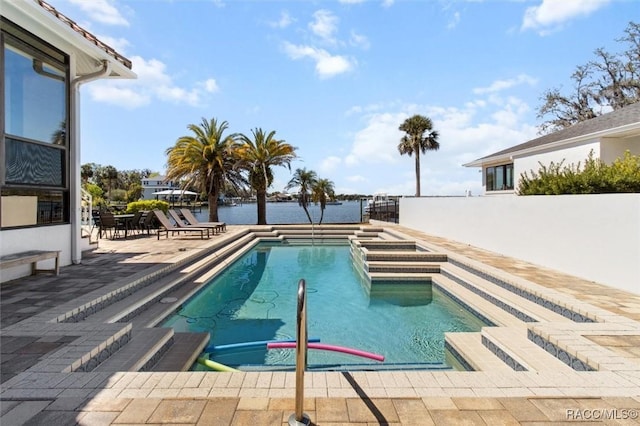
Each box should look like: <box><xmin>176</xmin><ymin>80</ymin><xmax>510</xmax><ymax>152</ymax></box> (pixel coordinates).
<box><xmin>152</xmin><ymin>189</ymin><xmax>198</xmax><ymax>196</ymax></box>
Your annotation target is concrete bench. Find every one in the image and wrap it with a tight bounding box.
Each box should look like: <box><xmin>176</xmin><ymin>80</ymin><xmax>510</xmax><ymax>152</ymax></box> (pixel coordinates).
<box><xmin>0</xmin><ymin>250</ymin><xmax>60</xmax><ymax>276</ymax></box>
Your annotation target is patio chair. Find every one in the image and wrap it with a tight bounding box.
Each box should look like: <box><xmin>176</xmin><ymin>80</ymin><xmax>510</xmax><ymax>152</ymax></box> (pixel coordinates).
<box><xmin>152</xmin><ymin>210</ymin><xmax>210</xmax><ymax>240</ymax></box>
<box><xmin>139</xmin><ymin>211</ymin><xmax>157</xmax><ymax>235</ymax></box>
<box><xmin>168</xmin><ymin>209</ymin><xmax>220</xmax><ymax>235</ymax></box>
<box><xmin>98</xmin><ymin>212</ymin><xmax>126</xmax><ymax>239</ymax></box>
<box><xmin>127</xmin><ymin>211</ymin><xmax>145</xmax><ymax>235</ymax></box>
<box><xmin>179</xmin><ymin>208</ymin><xmax>226</xmax><ymax>233</ymax></box>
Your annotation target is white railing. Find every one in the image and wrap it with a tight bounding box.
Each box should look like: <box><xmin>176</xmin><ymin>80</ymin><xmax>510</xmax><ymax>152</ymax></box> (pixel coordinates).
<box><xmin>80</xmin><ymin>188</ymin><xmax>93</xmax><ymax>240</ymax></box>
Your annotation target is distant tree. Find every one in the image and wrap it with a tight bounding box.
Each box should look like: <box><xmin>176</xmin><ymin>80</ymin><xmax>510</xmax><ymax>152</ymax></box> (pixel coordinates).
<box><xmin>81</xmin><ymin>163</ymin><xmax>94</xmax><ymax>184</ymax></box>
<box><xmin>165</xmin><ymin>118</ymin><xmax>244</xmax><ymax>222</ymax></box>
<box><xmin>237</xmin><ymin>128</ymin><xmax>297</xmax><ymax>225</ymax></box>
<box><xmin>538</xmin><ymin>21</ymin><xmax>640</xmax><ymax>133</ymax></box>
<box><xmin>286</xmin><ymin>168</ymin><xmax>318</xmax><ymax>223</ymax></box>
<box><xmin>102</xmin><ymin>165</ymin><xmax>118</xmax><ymax>202</ymax></box>
<box><xmin>398</xmin><ymin>114</ymin><xmax>440</xmax><ymax>197</ymax></box>
<box><xmin>312</xmin><ymin>178</ymin><xmax>335</xmax><ymax>224</ymax></box>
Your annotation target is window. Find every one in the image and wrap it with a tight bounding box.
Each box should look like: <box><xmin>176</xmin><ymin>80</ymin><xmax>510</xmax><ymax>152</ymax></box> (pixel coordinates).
<box><xmin>1</xmin><ymin>18</ymin><xmax>70</xmax><ymax>228</ymax></box>
<box><xmin>485</xmin><ymin>164</ymin><xmax>514</xmax><ymax>191</ymax></box>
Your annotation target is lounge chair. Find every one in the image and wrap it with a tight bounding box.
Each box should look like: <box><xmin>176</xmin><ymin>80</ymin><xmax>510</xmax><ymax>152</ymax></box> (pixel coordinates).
<box><xmin>152</xmin><ymin>210</ymin><xmax>210</xmax><ymax>240</ymax></box>
<box><xmin>179</xmin><ymin>208</ymin><xmax>226</xmax><ymax>233</ymax></box>
<box><xmin>168</xmin><ymin>209</ymin><xmax>220</xmax><ymax>235</ymax></box>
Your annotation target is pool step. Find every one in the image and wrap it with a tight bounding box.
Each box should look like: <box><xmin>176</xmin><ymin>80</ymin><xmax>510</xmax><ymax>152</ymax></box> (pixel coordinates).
<box><xmin>481</xmin><ymin>327</ymin><xmax>574</xmax><ymax>372</ymax></box>
<box><xmin>363</xmin><ymin>251</ymin><xmax>448</xmax><ymax>262</ymax></box>
<box><xmin>367</xmin><ymin>272</ymin><xmax>434</xmax><ymax>283</ymax></box>
<box><xmin>365</xmin><ymin>261</ymin><xmax>442</xmax><ymax>274</ymax></box>
<box><xmin>150</xmin><ymin>332</ymin><xmax>210</xmax><ymax>371</ymax></box>
<box><xmin>445</xmin><ymin>332</ymin><xmax>513</xmax><ymax>372</ymax></box>
<box><xmin>440</xmin><ymin>264</ymin><xmax>569</xmax><ymax>323</ymax></box>
<box><xmin>355</xmin><ymin>240</ymin><xmax>420</xmax><ymax>250</ymax></box>
<box><xmin>432</xmin><ymin>275</ymin><xmax>525</xmax><ymax>327</ymax></box>
<box><xmin>93</xmin><ymin>328</ymin><xmax>174</xmax><ymax>372</ymax></box>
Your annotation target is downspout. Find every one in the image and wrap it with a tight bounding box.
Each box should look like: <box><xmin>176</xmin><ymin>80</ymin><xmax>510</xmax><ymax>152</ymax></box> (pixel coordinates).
<box><xmin>69</xmin><ymin>60</ymin><xmax>111</xmax><ymax>264</ymax></box>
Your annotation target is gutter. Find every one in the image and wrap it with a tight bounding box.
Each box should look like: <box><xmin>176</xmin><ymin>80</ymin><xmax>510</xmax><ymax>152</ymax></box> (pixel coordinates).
<box><xmin>70</xmin><ymin>60</ymin><xmax>111</xmax><ymax>264</ymax></box>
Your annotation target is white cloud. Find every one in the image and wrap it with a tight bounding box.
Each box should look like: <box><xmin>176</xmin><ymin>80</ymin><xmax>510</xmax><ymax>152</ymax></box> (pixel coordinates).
<box><xmin>68</xmin><ymin>0</ymin><xmax>129</xmax><ymax>26</ymax></box>
<box><xmin>86</xmin><ymin>56</ymin><xmax>218</xmax><ymax>108</ymax></box>
<box><xmin>88</xmin><ymin>85</ymin><xmax>149</xmax><ymax>109</ymax></box>
<box><xmin>522</xmin><ymin>0</ymin><xmax>611</xmax><ymax>34</ymax></box>
<box><xmin>309</xmin><ymin>10</ymin><xmax>339</xmax><ymax>44</ymax></box>
<box><xmin>473</xmin><ymin>74</ymin><xmax>538</xmax><ymax>94</ymax></box>
<box><xmin>283</xmin><ymin>42</ymin><xmax>354</xmax><ymax>78</ymax></box>
<box><xmin>339</xmin><ymin>0</ymin><xmax>366</xmax><ymax>3</ymax></box>
<box><xmin>382</xmin><ymin>0</ymin><xmax>395</xmax><ymax>7</ymax></box>
<box><xmin>345</xmin><ymin>112</ymin><xmax>407</xmax><ymax>166</ymax></box>
<box><xmin>349</xmin><ymin>31</ymin><xmax>370</xmax><ymax>50</ymax></box>
<box><xmin>319</xmin><ymin>156</ymin><xmax>342</xmax><ymax>173</ymax></box>
<box><xmin>270</xmin><ymin>11</ymin><xmax>294</xmax><ymax>29</ymax></box>
<box><xmin>447</xmin><ymin>12</ymin><xmax>461</xmax><ymax>30</ymax></box>
<box><xmin>202</xmin><ymin>78</ymin><xmax>219</xmax><ymax>93</ymax></box>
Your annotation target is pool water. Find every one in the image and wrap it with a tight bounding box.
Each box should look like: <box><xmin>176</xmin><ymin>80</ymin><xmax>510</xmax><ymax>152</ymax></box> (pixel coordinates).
<box><xmin>162</xmin><ymin>242</ymin><xmax>487</xmax><ymax>370</ymax></box>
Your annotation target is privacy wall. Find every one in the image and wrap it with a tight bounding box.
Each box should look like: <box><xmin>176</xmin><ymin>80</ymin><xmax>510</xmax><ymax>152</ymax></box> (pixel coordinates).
<box><xmin>400</xmin><ymin>194</ymin><xmax>640</xmax><ymax>295</ymax></box>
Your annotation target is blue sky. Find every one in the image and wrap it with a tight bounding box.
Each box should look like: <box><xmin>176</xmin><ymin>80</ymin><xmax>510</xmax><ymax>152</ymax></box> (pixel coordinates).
<box><xmin>49</xmin><ymin>0</ymin><xmax>635</xmax><ymax>196</ymax></box>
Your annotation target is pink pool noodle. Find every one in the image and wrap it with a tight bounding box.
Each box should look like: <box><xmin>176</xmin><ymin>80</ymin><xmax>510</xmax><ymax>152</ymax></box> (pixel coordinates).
<box><xmin>267</xmin><ymin>342</ymin><xmax>384</xmax><ymax>362</ymax></box>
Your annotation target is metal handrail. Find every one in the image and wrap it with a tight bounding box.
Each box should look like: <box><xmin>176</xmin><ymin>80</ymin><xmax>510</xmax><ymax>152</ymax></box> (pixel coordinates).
<box><xmin>289</xmin><ymin>279</ymin><xmax>310</xmax><ymax>425</ymax></box>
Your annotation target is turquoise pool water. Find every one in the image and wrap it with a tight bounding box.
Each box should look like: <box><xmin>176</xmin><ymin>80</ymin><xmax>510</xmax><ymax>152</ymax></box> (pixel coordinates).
<box><xmin>162</xmin><ymin>242</ymin><xmax>487</xmax><ymax>370</ymax></box>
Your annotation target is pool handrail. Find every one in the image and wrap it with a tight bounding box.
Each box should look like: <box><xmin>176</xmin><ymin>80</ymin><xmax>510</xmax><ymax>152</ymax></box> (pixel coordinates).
<box><xmin>290</xmin><ymin>278</ymin><xmax>310</xmax><ymax>425</ymax></box>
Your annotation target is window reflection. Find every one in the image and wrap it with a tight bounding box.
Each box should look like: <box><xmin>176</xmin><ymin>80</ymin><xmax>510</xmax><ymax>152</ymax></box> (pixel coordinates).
<box><xmin>4</xmin><ymin>44</ymin><xmax>67</xmax><ymax>145</ymax></box>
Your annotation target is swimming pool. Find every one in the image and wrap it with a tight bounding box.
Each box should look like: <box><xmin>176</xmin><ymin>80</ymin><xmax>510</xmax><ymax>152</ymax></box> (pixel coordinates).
<box><xmin>162</xmin><ymin>241</ymin><xmax>487</xmax><ymax>370</ymax></box>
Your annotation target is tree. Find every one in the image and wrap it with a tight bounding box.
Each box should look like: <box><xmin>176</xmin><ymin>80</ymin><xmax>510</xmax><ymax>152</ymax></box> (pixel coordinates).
<box><xmin>538</xmin><ymin>21</ymin><xmax>640</xmax><ymax>133</ymax></box>
<box><xmin>165</xmin><ymin>118</ymin><xmax>244</xmax><ymax>222</ymax></box>
<box><xmin>398</xmin><ymin>114</ymin><xmax>440</xmax><ymax>197</ymax></box>
<box><xmin>102</xmin><ymin>165</ymin><xmax>118</xmax><ymax>202</ymax></box>
<box><xmin>312</xmin><ymin>178</ymin><xmax>335</xmax><ymax>224</ymax></box>
<box><xmin>237</xmin><ymin>128</ymin><xmax>297</xmax><ymax>225</ymax></box>
<box><xmin>81</xmin><ymin>163</ymin><xmax>94</xmax><ymax>184</ymax></box>
<box><xmin>286</xmin><ymin>168</ymin><xmax>318</xmax><ymax>223</ymax></box>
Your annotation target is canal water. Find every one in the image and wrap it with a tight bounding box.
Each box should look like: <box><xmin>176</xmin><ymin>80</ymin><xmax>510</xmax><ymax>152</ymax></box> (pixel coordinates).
<box><xmin>193</xmin><ymin>200</ymin><xmax>366</xmax><ymax>225</ymax></box>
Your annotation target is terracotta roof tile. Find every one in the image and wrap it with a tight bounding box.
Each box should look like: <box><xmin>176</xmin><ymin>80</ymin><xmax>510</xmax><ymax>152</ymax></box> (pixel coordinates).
<box><xmin>36</xmin><ymin>0</ymin><xmax>132</xmax><ymax>70</ymax></box>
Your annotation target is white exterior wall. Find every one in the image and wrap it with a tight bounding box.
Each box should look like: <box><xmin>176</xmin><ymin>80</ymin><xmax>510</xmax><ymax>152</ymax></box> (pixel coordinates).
<box><xmin>601</xmin><ymin>135</ymin><xmax>640</xmax><ymax>163</ymax></box>
<box><xmin>400</xmin><ymin>194</ymin><xmax>640</xmax><ymax>294</ymax></box>
<box><xmin>0</xmin><ymin>225</ymin><xmax>72</xmax><ymax>282</ymax></box>
<box><xmin>513</xmin><ymin>140</ymin><xmax>600</xmax><ymax>189</ymax></box>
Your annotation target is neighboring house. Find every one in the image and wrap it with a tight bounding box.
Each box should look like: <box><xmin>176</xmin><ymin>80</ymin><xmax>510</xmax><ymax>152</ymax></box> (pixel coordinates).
<box><xmin>141</xmin><ymin>176</ymin><xmax>179</xmax><ymax>200</ymax></box>
<box><xmin>1</xmin><ymin>0</ymin><xmax>135</xmax><ymax>281</ymax></box>
<box><xmin>465</xmin><ymin>102</ymin><xmax>640</xmax><ymax>194</ymax></box>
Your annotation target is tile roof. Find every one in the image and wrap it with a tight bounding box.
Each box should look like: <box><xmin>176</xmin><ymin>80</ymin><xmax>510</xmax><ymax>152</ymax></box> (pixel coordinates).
<box><xmin>35</xmin><ymin>0</ymin><xmax>132</xmax><ymax>70</ymax></box>
<box><xmin>472</xmin><ymin>102</ymin><xmax>640</xmax><ymax>163</ymax></box>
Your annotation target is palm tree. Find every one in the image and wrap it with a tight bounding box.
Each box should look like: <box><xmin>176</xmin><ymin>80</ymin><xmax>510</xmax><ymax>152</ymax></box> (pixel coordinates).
<box><xmin>312</xmin><ymin>178</ymin><xmax>335</xmax><ymax>224</ymax></box>
<box><xmin>285</xmin><ymin>168</ymin><xmax>318</xmax><ymax>223</ymax></box>
<box><xmin>237</xmin><ymin>128</ymin><xmax>297</xmax><ymax>225</ymax></box>
<box><xmin>398</xmin><ymin>114</ymin><xmax>440</xmax><ymax>197</ymax></box>
<box><xmin>165</xmin><ymin>118</ymin><xmax>244</xmax><ymax>222</ymax></box>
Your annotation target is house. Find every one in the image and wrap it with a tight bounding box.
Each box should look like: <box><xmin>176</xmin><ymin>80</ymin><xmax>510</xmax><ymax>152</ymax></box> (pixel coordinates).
<box><xmin>141</xmin><ymin>176</ymin><xmax>179</xmax><ymax>200</ymax></box>
<box><xmin>1</xmin><ymin>0</ymin><xmax>135</xmax><ymax>281</ymax></box>
<box><xmin>464</xmin><ymin>102</ymin><xmax>640</xmax><ymax>194</ymax></box>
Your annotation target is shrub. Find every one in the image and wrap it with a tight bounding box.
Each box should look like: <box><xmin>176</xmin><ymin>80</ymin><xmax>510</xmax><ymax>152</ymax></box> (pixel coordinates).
<box><xmin>518</xmin><ymin>150</ymin><xmax>640</xmax><ymax>195</ymax></box>
<box><xmin>126</xmin><ymin>200</ymin><xmax>170</xmax><ymax>213</ymax></box>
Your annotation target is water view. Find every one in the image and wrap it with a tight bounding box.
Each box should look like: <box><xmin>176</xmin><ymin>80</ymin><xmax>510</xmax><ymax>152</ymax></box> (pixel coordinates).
<box><xmin>193</xmin><ymin>200</ymin><xmax>366</xmax><ymax>225</ymax></box>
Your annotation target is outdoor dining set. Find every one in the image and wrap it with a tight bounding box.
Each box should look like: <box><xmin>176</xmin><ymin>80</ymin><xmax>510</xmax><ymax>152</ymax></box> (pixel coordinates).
<box><xmin>93</xmin><ymin>209</ymin><xmax>226</xmax><ymax>240</ymax></box>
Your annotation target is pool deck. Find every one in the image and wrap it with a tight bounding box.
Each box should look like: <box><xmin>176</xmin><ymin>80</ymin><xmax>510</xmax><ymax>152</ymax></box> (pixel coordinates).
<box><xmin>2</xmin><ymin>223</ymin><xmax>640</xmax><ymax>425</ymax></box>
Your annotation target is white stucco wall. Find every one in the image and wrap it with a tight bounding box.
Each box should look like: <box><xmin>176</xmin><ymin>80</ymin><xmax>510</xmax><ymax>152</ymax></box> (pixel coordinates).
<box><xmin>514</xmin><ymin>141</ymin><xmax>600</xmax><ymax>187</ymax></box>
<box><xmin>400</xmin><ymin>194</ymin><xmax>640</xmax><ymax>295</ymax></box>
<box><xmin>0</xmin><ymin>225</ymin><xmax>72</xmax><ymax>283</ymax></box>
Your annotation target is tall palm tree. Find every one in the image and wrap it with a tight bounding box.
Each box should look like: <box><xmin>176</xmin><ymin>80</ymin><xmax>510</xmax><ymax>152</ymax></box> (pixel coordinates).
<box><xmin>286</xmin><ymin>168</ymin><xmax>318</xmax><ymax>224</ymax></box>
<box><xmin>237</xmin><ymin>128</ymin><xmax>297</xmax><ymax>225</ymax></box>
<box><xmin>165</xmin><ymin>117</ymin><xmax>244</xmax><ymax>222</ymax></box>
<box><xmin>398</xmin><ymin>114</ymin><xmax>440</xmax><ymax>197</ymax></box>
<box><xmin>312</xmin><ymin>178</ymin><xmax>335</xmax><ymax>224</ymax></box>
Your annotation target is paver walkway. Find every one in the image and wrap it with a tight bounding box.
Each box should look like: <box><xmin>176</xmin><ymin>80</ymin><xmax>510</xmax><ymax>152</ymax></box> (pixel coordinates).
<box><xmin>1</xmin><ymin>224</ymin><xmax>639</xmax><ymax>425</ymax></box>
